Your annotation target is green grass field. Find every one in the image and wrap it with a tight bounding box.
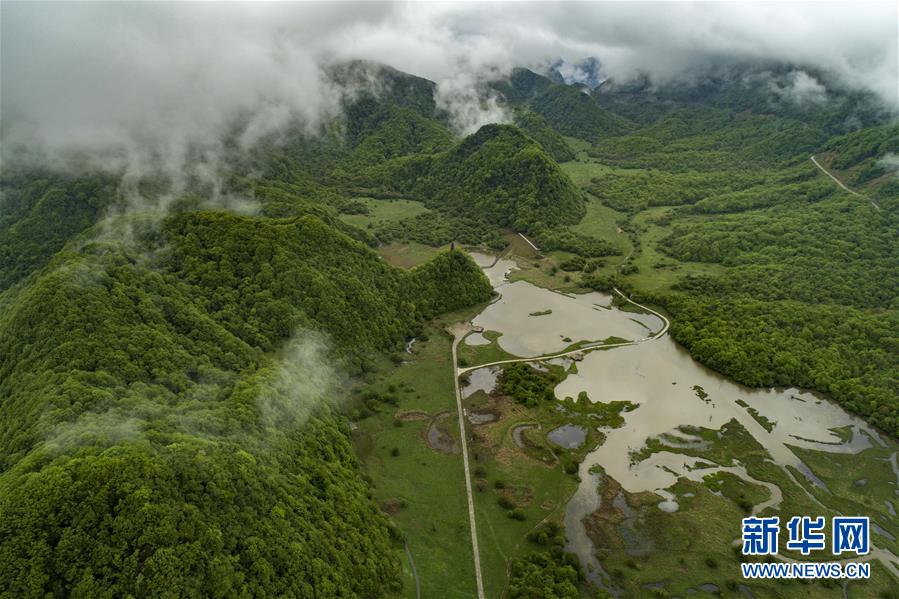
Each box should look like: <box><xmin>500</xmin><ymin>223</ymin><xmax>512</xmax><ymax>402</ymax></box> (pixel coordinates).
<box><xmin>352</xmin><ymin>312</ymin><xmax>478</xmax><ymax>598</ymax></box>
<box><xmin>557</xmin><ymin>158</ymin><xmax>729</xmax><ymax>295</ymax></box>
<box><xmin>378</xmin><ymin>241</ymin><xmax>450</xmax><ymax>269</ymax></box>
<box><xmin>338</xmin><ymin>196</ymin><xmax>430</xmax><ymax>229</ymax></box>
<box><xmin>625</xmin><ymin>208</ymin><xmax>728</xmax><ymax>294</ymax></box>
<box><xmin>570</xmin><ymin>197</ymin><xmax>632</xmax><ymax>255</ymax></box>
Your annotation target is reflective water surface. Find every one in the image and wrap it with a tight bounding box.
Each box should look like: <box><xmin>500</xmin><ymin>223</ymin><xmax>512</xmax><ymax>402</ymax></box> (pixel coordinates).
<box><xmin>466</xmin><ymin>252</ymin><xmax>898</xmax><ymax>585</ymax></box>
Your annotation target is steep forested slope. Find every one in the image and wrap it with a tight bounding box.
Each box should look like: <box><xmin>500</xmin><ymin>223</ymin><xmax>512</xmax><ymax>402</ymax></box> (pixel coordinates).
<box><xmin>528</xmin><ymin>84</ymin><xmax>634</xmax><ymax>141</ymax></box>
<box><xmin>512</xmin><ymin>109</ymin><xmax>575</xmax><ymax>162</ymax></box>
<box><xmin>162</xmin><ymin>212</ymin><xmax>491</xmax><ymax>363</ymax></box>
<box><xmin>0</xmin><ymin>208</ymin><xmax>492</xmax><ymax>596</ymax></box>
<box><xmin>353</xmin><ymin>123</ymin><xmax>585</xmax><ymax>230</ymax></box>
<box><xmin>0</xmin><ymin>173</ymin><xmax>118</xmax><ymax>290</ymax></box>
<box><xmin>820</xmin><ymin>123</ymin><xmax>899</xmax><ymax>206</ymax></box>
<box><xmin>491</xmin><ymin>67</ymin><xmax>634</xmax><ymax>142</ymax></box>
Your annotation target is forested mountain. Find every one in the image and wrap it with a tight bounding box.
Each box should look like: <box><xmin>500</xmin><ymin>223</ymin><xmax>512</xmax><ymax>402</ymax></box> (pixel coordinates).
<box><xmin>0</xmin><ymin>205</ymin><xmax>492</xmax><ymax>595</ymax></box>
<box><xmin>593</xmin><ymin>63</ymin><xmax>892</xmax><ymax>132</ymax></box>
<box><xmin>1</xmin><ymin>52</ymin><xmax>897</xmax><ymax>597</ymax></box>
<box><xmin>491</xmin><ymin>67</ymin><xmax>635</xmax><ymax>141</ymax></box>
<box><xmin>351</xmin><ymin>123</ymin><xmax>584</xmax><ymax>230</ymax></box>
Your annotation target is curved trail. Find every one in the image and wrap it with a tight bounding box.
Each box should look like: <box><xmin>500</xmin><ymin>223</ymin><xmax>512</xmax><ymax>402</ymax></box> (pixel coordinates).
<box><xmin>458</xmin><ymin>289</ymin><xmax>670</xmax><ymax>375</ymax></box>
<box><xmin>404</xmin><ymin>541</ymin><xmax>421</xmax><ymax>599</ymax></box>
<box><xmin>450</xmin><ymin>326</ymin><xmax>486</xmax><ymax>599</ymax></box>
<box><xmin>810</xmin><ymin>155</ymin><xmax>881</xmax><ymax>211</ymax></box>
<box><xmin>449</xmin><ymin>286</ymin><xmax>669</xmax><ymax>597</ymax></box>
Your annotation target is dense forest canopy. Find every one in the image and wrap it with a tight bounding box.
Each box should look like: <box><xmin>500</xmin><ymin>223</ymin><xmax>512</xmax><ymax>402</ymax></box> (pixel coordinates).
<box><xmin>0</xmin><ymin>165</ymin><xmax>493</xmax><ymax>595</ymax></box>
<box><xmin>348</xmin><ymin>123</ymin><xmax>586</xmax><ymax>231</ymax></box>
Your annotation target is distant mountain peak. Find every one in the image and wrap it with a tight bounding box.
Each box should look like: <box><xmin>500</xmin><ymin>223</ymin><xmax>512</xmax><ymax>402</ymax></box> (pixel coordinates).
<box><xmin>547</xmin><ymin>57</ymin><xmax>607</xmax><ymax>90</ymax></box>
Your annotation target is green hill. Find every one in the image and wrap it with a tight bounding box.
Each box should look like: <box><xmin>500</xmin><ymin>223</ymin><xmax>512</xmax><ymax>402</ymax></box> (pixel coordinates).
<box><xmin>354</xmin><ymin>124</ymin><xmax>584</xmax><ymax>231</ymax></box>
<box><xmin>491</xmin><ymin>68</ymin><xmax>634</xmax><ymax>142</ymax></box>
<box><xmin>342</xmin><ymin>102</ymin><xmax>453</xmax><ymax>167</ymax></box>
<box><xmin>490</xmin><ymin>67</ymin><xmax>554</xmax><ymax>105</ymax></box>
<box><xmin>0</xmin><ymin>210</ymin><xmax>492</xmax><ymax>597</ymax></box>
<box><xmin>328</xmin><ymin>60</ymin><xmax>441</xmax><ymax>120</ymax></box>
<box><xmin>512</xmin><ymin>109</ymin><xmax>575</xmax><ymax>162</ymax></box>
<box><xmin>528</xmin><ymin>84</ymin><xmax>634</xmax><ymax>141</ymax></box>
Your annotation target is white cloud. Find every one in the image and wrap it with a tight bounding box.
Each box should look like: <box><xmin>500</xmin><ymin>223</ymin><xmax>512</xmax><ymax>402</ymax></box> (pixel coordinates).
<box><xmin>878</xmin><ymin>153</ymin><xmax>899</xmax><ymax>178</ymax></box>
<box><xmin>770</xmin><ymin>70</ymin><xmax>829</xmax><ymax>106</ymax></box>
<box><xmin>1</xmin><ymin>1</ymin><xmax>896</xmax><ymax>174</ymax></box>
<box><xmin>435</xmin><ymin>71</ymin><xmax>512</xmax><ymax>135</ymax></box>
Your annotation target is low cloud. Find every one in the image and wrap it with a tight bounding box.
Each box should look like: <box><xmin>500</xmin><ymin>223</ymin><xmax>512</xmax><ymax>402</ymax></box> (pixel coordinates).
<box><xmin>2</xmin><ymin>1</ymin><xmax>896</xmax><ymax>180</ymax></box>
<box><xmin>255</xmin><ymin>332</ymin><xmax>338</xmax><ymax>430</ymax></box>
<box><xmin>435</xmin><ymin>72</ymin><xmax>512</xmax><ymax>135</ymax></box>
<box><xmin>44</xmin><ymin>411</ymin><xmax>145</xmax><ymax>453</ymax></box>
<box><xmin>877</xmin><ymin>153</ymin><xmax>899</xmax><ymax>178</ymax></box>
<box><xmin>770</xmin><ymin>70</ymin><xmax>829</xmax><ymax>106</ymax></box>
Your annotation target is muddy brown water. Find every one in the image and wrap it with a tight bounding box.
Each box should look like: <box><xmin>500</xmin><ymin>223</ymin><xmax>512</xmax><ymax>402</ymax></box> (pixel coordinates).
<box><xmin>466</xmin><ymin>252</ymin><xmax>897</xmax><ymax>587</ymax></box>
<box><xmin>472</xmin><ymin>281</ymin><xmax>661</xmax><ymax>357</ymax></box>
<box><xmin>463</xmin><ymin>332</ymin><xmax>491</xmax><ymax>346</ymax></box>
<box><xmin>462</xmin><ymin>366</ymin><xmax>499</xmax><ymax>399</ymax></box>
<box><xmin>555</xmin><ymin>338</ymin><xmax>881</xmax><ymax>498</ymax></box>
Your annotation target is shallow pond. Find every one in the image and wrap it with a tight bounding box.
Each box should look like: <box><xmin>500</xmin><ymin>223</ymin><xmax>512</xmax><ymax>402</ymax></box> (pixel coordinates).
<box><xmin>469</xmin><ymin>253</ymin><xmax>518</xmax><ymax>287</ymax></box>
<box><xmin>512</xmin><ymin>424</ymin><xmax>537</xmax><ymax>448</ymax></box>
<box><xmin>467</xmin><ymin>411</ymin><xmax>499</xmax><ymax>425</ymax></box>
<box><xmin>547</xmin><ymin>424</ymin><xmax>587</xmax><ymax>449</ymax></box>
<box><xmin>555</xmin><ymin>338</ymin><xmax>881</xmax><ymax>496</ymax></box>
<box><xmin>461</xmin><ymin>366</ymin><xmax>499</xmax><ymax>399</ymax></box>
<box><xmin>472</xmin><ymin>280</ymin><xmax>662</xmax><ymax>357</ymax></box>
<box><xmin>463</xmin><ymin>332</ymin><xmax>490</xmax><ymax>346</ymax></box>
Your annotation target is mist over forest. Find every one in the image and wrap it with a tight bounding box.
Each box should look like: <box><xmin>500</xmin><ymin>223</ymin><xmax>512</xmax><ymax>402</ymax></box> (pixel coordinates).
<box><xmin>1</xmin><ymin>2</ymin><xmax>897</xmax><ymax>598</ymax></box>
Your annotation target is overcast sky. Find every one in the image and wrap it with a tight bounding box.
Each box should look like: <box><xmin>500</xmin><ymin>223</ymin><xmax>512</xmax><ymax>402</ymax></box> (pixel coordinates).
<box><xmin>2</xmin><ymin>1</ymin><xmax>896</xmax><ymax>170</ymax></box>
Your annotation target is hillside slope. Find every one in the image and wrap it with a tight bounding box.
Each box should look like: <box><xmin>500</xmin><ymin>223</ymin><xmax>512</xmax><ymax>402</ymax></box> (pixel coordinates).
<box><xmin>0</xmin><ymin>212</ymin><xmax>492</xmax><ymax>596</ymax></box>
<box><xmin>353</xmin><ymin>123</ymin><xmax>585</xmax><ymax>230</ymax></box>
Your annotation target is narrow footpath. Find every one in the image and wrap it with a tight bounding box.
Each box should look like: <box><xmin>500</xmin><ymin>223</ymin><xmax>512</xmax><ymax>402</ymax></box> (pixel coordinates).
<box><xmin>448</xmin><ymin>287</ymin><xmax>670</xmax><ymax>597</ymax></box>
<box><xmin>458</xmin><ymin>289</ymin><xmax>670</xmax><ymax>375</ymax></box>
<box><xmin>810</xmin><ymin>155</ymin><xmax>881</xmax><ymax>211</ymax></box>
<box><xmin>449</xmin><ymin>324</ymin><xmax>486</xmax><ymax>599</ymax></box>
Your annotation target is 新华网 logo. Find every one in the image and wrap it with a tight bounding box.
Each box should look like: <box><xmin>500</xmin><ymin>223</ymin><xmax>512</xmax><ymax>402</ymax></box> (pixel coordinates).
<box><xmin>739</xmin><ymin>516</ymin><xmax>871</xmax><ymax>580</ymax></box>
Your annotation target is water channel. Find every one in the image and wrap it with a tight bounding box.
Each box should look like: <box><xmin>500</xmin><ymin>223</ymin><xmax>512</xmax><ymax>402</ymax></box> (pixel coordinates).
<box><xmin>465</xmin><ymin>252</ymin><xmax>899</xmax><ymax>587</ymax></box>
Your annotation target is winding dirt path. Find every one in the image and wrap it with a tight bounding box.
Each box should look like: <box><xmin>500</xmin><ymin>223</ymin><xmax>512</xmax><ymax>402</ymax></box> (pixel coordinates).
<box><xmin>447</xmin><ymin>287</ymin><xmax>670</xmax><ymax>597</ymax></box>
<box><xmin>458</xmin><ymin>288</ymin><xmax>669</xmax><ymax>375</ymax></box>
<box><xmin>404</xmin><ymin>541</ymin><xmax>421</xmax><ymax>599</ymax></box>
<box><xmin>810</xmin><ymin>155</ymin><xmax>881</xmax><ymax>211</ymax></box>
<box><xmin>449</xmin><ymin>323</ymin><xmax>486</xmax><ymax>599</ymax></box>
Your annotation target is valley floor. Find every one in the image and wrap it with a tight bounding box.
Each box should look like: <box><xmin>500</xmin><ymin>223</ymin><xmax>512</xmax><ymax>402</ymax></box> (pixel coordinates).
<box><xmin>351</xmin><ymin>148</ymin><xmax>898</xmax><ymax>598</ymax></box>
